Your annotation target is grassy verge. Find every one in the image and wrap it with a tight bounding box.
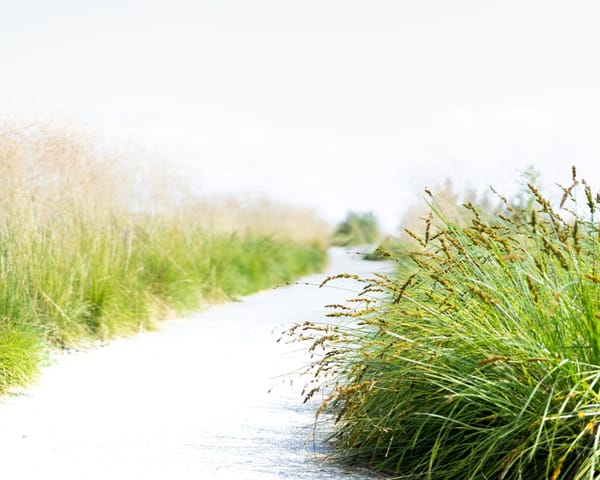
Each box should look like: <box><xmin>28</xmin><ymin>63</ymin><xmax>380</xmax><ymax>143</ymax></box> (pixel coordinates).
<box><xmin>291</xmin><ymin>167</ymin><xmax>600</xmax><ymax>479</ymax></box>
<box><xmin>0</xmin><ymin>124</ymin><xmax>328</xmax><ymax>394</ymax></box>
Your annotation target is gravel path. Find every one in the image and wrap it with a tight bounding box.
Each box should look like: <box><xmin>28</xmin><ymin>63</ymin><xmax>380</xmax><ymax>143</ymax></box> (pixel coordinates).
<box><xmin>0</xmin><ymin>248</ymin><xmax>391</xmax><ymax>479</ymax></box>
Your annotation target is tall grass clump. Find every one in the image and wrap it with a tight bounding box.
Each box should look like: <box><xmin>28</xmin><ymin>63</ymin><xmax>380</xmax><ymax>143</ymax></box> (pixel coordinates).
<box><xmin>0</xmin><ymin>123</ymin><xmax>329</xmax><ymax>394</ymax></box>
<box><xmin>289</xmin><ymin>167</ymin><xmax>600</xmax><ymax>479</ymax></box>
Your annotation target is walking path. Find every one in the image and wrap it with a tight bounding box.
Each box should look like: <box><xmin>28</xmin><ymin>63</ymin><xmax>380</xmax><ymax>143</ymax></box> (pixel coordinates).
<box><xmin>0</xmin><ymin>248</ymin><xmax>391</xmax><ymax>479</ymax></box>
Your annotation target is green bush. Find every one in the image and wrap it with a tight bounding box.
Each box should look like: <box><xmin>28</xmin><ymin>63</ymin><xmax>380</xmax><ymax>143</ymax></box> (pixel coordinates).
<box><xmin>331</xmin><ymin>211</ymin><xmax>380</xmax><ymax>246</ymax></box>
<box><xmin>292</xmin><ymin>167</ymin><xmax>600</xmax><ymax>479</ymax></box>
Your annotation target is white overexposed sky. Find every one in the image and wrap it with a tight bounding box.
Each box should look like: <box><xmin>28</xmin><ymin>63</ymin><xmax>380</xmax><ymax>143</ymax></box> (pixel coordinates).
<box><xmin>2</xmin><ymin>1</ymin><xmax>600</xmax><ymax>231</ymax></box>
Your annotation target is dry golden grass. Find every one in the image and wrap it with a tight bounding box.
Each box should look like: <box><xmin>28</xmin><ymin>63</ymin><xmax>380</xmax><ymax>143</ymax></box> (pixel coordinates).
<box><xmin>172</xmin><ymin>196</ymin><xmax>331</xmax><ymax>247</ymax></box>
<box><xmin>0</xmin><ymin>121</ymin><xmax>330</xmax><ymax>243</ymax></box>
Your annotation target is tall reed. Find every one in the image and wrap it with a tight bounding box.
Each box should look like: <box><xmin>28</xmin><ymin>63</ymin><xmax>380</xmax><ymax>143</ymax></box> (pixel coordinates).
<box><xmin>291</xmin><ymin>167</ymin><xmax>600</xmax><ymax>479</ymax></box>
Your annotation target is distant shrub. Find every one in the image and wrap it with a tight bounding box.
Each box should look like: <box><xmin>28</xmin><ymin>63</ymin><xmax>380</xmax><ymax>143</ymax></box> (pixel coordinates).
<box><xmin>331</xmin><ymin>211</ymin><xmax>380</xmax><ymax>246</ymax></box>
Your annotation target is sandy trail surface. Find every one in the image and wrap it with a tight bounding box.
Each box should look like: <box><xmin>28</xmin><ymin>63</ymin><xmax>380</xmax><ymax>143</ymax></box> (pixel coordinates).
<box><xmin>0</xmin><ymin>248</ymin><xmax>391</xmax><ymax>479</ymax></box>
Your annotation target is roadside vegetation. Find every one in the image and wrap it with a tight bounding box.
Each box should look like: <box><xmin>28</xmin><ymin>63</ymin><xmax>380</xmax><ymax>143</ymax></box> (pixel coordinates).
<box><xmin>0</xmin><ymin>124</ymin><xmax>329</xmax><ymax>394</ymax></box>
<box><xmin>290</xmin><ymin>167</ymin><xmax>600</xmax><ymax>479</ymax></box>
<box><xmin>331</xmin><ymin>211</ymin><xmax>380</xmax><ymax>246</ymax></box>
